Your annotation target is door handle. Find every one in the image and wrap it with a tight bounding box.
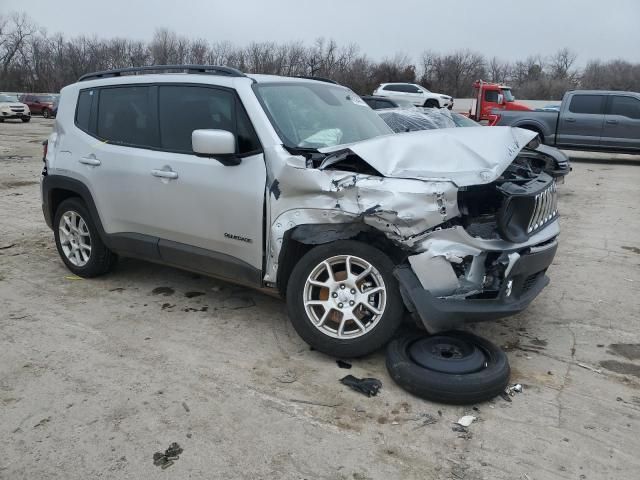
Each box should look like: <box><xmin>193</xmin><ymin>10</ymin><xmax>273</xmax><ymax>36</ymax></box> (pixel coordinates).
<box><xmin>605</xmin><ymin>119</ymin><xmax>618</xmax><ymax>125</ymax></box>
<box><xmin>565</xmin><ymin>118</ymin><xmax>576</xmax><ymax>123</ymax></box>
<box><xmin>79</xmin><ymin>156</ymin><xmax>101</xmax><ymax>166</ymax></box>
<box><xmin>151</xmin><ymin>168</ymin><xmax>178</xmax><ymax>179</ymax></box>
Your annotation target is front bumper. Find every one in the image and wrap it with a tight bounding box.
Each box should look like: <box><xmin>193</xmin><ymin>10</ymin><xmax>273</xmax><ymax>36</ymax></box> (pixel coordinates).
<box><xmin>1</xmin><ymin>111</ymin><xmax>30</xmax><ymax>119</ymax></box>
<box><xmin>395</xmin><ymin>238</ymin><xmax>558</xmax><ymax>332</ymax></box>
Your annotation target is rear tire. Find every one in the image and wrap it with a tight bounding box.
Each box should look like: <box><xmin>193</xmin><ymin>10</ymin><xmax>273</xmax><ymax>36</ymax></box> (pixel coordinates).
<box><xmin>286</xmin><ymin>240</ymin><xmax>404</xmax><ymax>358</ymax></box>
<box><xmin>53</xmin><ymin>197</ymin><xmax>117</xmax><ymax>277</ymax></box>
<box><xmin>424</xmin><ymin>99</ymin><xmax>440</xmax><ymax>108</ymax></box>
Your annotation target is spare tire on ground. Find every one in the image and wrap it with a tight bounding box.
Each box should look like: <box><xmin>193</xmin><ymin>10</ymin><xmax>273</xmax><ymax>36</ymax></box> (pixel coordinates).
<box><xmin>385</xmin><ymin>330</ymin><xmax>510</xmax><ymax>405</ymax></box>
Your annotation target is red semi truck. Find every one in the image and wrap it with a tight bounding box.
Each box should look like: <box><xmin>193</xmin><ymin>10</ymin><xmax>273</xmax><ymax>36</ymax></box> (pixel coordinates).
<box><xmin>468</xmin><ymin>80</ymin><xmax>531</xmax><ymax>125</ymax></box>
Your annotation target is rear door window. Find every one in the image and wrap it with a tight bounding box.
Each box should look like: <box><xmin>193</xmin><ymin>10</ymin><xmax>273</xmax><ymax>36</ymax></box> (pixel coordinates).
<box><xmin>96</xmin><ymin>86</ymin><xmax>158</xmax><ymax>147</ymax></box>
<box><xmin>568</xmin><ymin>95</ymin><xmax>605</xmax><ymax>115</ymax></box>
<box><xmin>608</xmin><ymin>95</ymin><xmax>640</xmax><ymax>119</ymax></box>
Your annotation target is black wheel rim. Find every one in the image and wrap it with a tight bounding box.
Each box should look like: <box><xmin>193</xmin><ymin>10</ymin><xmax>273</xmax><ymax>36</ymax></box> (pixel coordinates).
<box><xmin>408</xmin><ymin>335</ymin><xmax>488</xmax><ymax>374</ymax></box>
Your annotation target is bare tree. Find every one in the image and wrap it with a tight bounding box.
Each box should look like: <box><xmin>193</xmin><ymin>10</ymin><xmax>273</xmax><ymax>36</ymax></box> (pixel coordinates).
<box><xmin>1</xmin><ymin>12</ymin><xmax>639</xmax><ymax>99</ymax></box>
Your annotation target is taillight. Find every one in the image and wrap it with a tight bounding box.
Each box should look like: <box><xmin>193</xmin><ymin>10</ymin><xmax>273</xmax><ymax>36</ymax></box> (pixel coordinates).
<box><xmin>42</xmin><ymin>140</ymin><xmax>48</xmax><ymax>162</ymax></box>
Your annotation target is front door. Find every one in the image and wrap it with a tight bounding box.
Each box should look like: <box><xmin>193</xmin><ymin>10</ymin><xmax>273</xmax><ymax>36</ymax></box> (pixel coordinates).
<box><xmin>86</xmin><ymin>84</ymin><xmax>266</xmax><ymax>281</ymax></box>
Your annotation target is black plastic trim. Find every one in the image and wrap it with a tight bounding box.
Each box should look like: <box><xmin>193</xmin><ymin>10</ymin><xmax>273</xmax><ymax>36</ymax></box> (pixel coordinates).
<box><xmin>158</xmin><ymin>239</ymin><xmax>262</xmax><ymax>287</ymax></box>
<box><xmin>394</xmin><ymin>241</ymin><xmax>557</xmax><ymax>332</ymax></box>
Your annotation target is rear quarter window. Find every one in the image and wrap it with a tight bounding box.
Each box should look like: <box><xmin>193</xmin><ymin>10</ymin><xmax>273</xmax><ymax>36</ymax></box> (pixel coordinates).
<box><xmin>75</xmin><ymin>90</ymin><xmax>94</xmax><ymax>132</ymax></box>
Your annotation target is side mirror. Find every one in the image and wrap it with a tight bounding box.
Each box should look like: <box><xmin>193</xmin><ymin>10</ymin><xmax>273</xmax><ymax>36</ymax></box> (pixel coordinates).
<box><xmin>192</xmin><ymin>129</ymin><xmax>236</xmax><ymax>156</ymax></box>
<box><xmin>497</xmin><ymin>94</ymin><xmax>504</xmax><ymax>105</ymax></box>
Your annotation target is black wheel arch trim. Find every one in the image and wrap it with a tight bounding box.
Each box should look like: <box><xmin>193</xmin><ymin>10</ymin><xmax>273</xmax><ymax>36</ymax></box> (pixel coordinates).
<box><xmin>276</xmin><ymin>222</ymin><xmax>382</xmax><ymax>294</ymax></box>
<box><xmin>42</xmin><ymin>174</ymin><xmax>110</xmax><ymax>243</ymax></box>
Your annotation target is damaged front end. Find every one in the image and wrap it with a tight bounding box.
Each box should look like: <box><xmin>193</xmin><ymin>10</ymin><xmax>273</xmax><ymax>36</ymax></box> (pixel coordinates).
<box><xmin>266</xmin><ymin>126</ymin><xmax>559</xmax><ymax>332</ymax></box>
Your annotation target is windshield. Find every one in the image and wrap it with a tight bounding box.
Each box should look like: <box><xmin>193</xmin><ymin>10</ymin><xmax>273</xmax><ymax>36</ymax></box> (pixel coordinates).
<box><xmin>254</xmin><ymin>83</ymin><xmax>392</xmax><ymax>149</ymax></box>
<box><xmin>0</xmin><ymin>94</ymin><xmax>19</xmax><ymax>103</ymax></box>
<box><xmin>501</xmin><ymin>88</ymin><xmax>515</xmax><ymax>102</ymax></box>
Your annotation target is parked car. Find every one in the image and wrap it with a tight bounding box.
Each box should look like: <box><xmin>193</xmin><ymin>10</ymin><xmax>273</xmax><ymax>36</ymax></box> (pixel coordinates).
<box><xmin>42</xmin><ymin>65</ymin><xmax>559</xmax><ymax>357</ymax></box>
<box><xmin>377</xmin><ymin>108</ymin><xmax>570</xmax><ymax>181</ymax></box>
<box><xmin>373</xmin><ymin>83</ymin><xmax>453</xmax><ymax>109</ymax></box>
<box><xmin>19</xmin><ymin>93</ymin><xmax>58</xmax><ymax>118</ymax></box>
<box><xmin>360</xmin><ymin>95</ymin><xmax>415</xmax><ymax>110</ymax></box>
<box><xmin>0</xmin><ymin>93</ymin><xmax>31</xmax><ymax>122</ymax></box>
<box><xmin>495</xmin><ymin>90</ymin><xmax>640</xmax><ymax>153</ymax></box>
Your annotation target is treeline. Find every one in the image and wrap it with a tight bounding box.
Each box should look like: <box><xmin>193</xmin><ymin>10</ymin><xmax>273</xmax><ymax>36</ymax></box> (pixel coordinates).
<box><xmin>2</xmin><ymin>12</ymin><xmax>640</xmax><ymax>99</ymax></box>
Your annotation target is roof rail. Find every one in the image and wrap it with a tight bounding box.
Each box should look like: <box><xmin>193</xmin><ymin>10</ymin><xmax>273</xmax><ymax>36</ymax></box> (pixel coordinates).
<box><xmin>294</xmin><ymin>75</ymin><xmax>339</xmax><ymax>85</ymax></box>
<box><xmin>78</xmin><ymin>65</ymin><xmax>246</xmax><ymax>82</ymax></box>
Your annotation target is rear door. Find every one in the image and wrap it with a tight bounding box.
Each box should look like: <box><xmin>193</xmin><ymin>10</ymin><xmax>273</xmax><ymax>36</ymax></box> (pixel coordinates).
<box><xmin>556</xmin><ymin>94</ymin><xmax>605</xmax><ymax>147</ymax></box>
<box><xmin>601</xmin><ymin>94</ymin><xmax>640</xmax><ymax>151</ymax></box>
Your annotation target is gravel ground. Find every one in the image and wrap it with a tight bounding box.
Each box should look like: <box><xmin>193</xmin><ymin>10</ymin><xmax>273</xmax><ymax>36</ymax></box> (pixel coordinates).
<box><xmin>1</xmin><ymin>117</ymin><xmax>639</xmax><ymax>480</ymax></box>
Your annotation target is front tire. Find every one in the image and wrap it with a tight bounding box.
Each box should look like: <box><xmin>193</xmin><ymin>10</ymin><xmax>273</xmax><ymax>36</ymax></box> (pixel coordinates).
<box><xmin>21</xmin><ymin>117</ymin><xmax>30</xmax><ymax>123</ymax></box>
<box><xmin>286</xmin><ymin>240</ymin><xmax>404</xmax><ymax>358</ymax></box>
<box><xmin>42</xmin><ymin>109</ymin><xmax>50</xmax><ymax>119</ymax></box>
<box><xmin>53</xmin><ymin>198</ymin><xmax>117</xmax><ymax>277</ymax></box>
<box><xmin>424</xmin><ymin>99</ymin><xmax>439</xmax><ymax>108</ymax></box>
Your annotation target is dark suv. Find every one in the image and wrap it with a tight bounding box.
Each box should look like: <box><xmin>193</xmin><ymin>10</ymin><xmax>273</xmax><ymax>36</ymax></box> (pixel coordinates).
<box><xmin>19</xmin><ymin>94</ymin><xmax>58</xmax><ymax>118</ymax></box>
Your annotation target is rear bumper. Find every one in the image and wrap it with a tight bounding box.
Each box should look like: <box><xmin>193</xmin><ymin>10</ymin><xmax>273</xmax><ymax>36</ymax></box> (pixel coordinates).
<box><xmin>395</xmin><ymin>239</ymin><xmax>557</xmax><ymax>332</ymax></box>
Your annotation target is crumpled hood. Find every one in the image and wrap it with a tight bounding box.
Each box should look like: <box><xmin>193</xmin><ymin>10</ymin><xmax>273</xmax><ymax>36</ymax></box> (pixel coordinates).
<box><xmin>320</xmin><ymin>126</ymin><xmax>537</xmax><ymax>187</ymax></box>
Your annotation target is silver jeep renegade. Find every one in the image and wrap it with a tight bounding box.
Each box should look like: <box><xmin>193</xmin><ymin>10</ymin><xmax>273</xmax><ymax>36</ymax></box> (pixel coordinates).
<box><xmin>41</xmin><ymin>65</ymin><xmax>559</xmax><ymax>357</ymax></box>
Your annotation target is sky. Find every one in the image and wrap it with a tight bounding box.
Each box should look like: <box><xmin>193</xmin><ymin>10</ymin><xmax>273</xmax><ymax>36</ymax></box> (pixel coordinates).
<box><xmin>3</xmin><ymin>0</ymin><xmax>640</xmax><ymax>65</ymax></box>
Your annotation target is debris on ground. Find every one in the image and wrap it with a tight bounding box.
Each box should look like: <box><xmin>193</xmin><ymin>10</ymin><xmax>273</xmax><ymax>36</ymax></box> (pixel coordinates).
<box><xmin>505</xmin><ymin>383</ymin><xmax>524</xmax><ymax>397</ymax></box>
<box><xmin>412</xmin><ymin>413</ymin><xmax>439</xmax><ymax>429</ymax></box>
<box><xmin>153</xmin><ymin>442</ymin><xmax>183</xmax><ymax>469</ymax></box>
<box><xmin>336</xmin><ymin>360</ymin><xmax>352</xmax><ymax>369</ymax></box>
<box><xmin>499</xmin><ymin>391</ymin><xmax>512</xmax><ymax>402</ymax></box>
<box><xmin>275</xmin><ymin>369</ymin><xmax>297</xmax><ymax>384</ymax></box>
<box><xmin>0</xmin><ymin>243</ymin><xmax>16</xmax><ymax>250</ymax></box>
<box><xmin>339</xmin><ymin>375</ymin><xmax>382</xmax><ymax>397</ymax></box>
<box><xmin>182</xmin><ymin>402</ymin><xmax>190</xmax><ymax>413</ymax></box>
<box><xmin>456</xmin><ymin>415</ymin><xmax>476</xmax><ymax>427</ymax></box>
<box><xmin>452</xmin><ymin>424</ymin><xmax>473</xmax><ymax>439</ymax></box>
<box><xmin>578</xmin><ymin>362</ymin><xmax>602</xmax><ymax>374</ymax></box>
